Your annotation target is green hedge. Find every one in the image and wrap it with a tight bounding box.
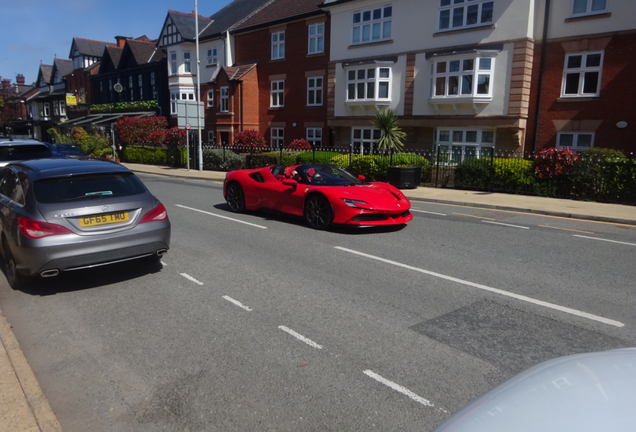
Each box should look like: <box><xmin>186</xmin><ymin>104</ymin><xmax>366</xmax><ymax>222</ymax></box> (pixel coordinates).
<box><xmin>122</xmin><ymin>145</ymin><xmax>184</xmax><ymax>165</ymax></box>
<box><xmin>202</xmin><ymin>149</ymin><xmax>245</xmax><ymax>171</ymax></box>
<box><xmin>455</xmin><ymin>158</ymin><xmax>533</xmax><ymax>192</ymax></box>
<box><xmin>571</xmin><ymin>148</ymin><xmax>636</xmax><ymax>202</ymax></box>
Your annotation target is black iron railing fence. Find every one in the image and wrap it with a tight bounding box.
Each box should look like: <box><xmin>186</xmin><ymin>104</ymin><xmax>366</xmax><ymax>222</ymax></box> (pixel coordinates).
<box><xmin>123</xmin><ymin>141</ymin><xmax>636</xmax><ymax>205</ymax></box>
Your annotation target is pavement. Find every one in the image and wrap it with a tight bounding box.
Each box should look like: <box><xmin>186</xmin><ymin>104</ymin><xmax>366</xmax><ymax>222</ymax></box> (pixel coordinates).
<box><xmin>0</xmin><ymin>162</ymin><xmax>634</xmax><ymax>432</ymax></box>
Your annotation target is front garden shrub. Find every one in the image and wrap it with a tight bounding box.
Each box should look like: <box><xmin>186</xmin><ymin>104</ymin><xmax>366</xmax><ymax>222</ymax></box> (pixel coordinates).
<box><xmin>296</xmin><ymin>150</ymin><xmax>336</xmax><ymax>164</ymax></box>
<box><xmin>532</xmin><ymin>147</ymin><xmax>579</xmax><ymax>197</ymax></box>
<box><xmin>331</xmin><ymin>154</ymin><xmax>384</xmax><ymax>180</ymax></box>
<box><xmin>122</xmin><ymin>146</ymin><xmax>169</xmax><ymax>165</ymax></box>
<box><xmin>491</xmin><ymin>158</ymin><xmax>534</xmax><ymax>192</ymax></box>
<box><xmin>285</xmin><ymin>138</ymin><xmax>312</xmax><ymax>151</ymax></box>
<box><xmin>571</xmin><ymin>148</ymin><xmax>630</xmax><ymax>201</ymax></box>
<box><xmin>231</xmin><ymin>129</ymin><xmax>268</xmax><ymax>154</ymax></box>
<box><xmin>454</xmin><ymin>158</ymin><xmax>493</xmax><ymax>190</ymax></box>
<box><xmin>245</xmin><ymin>152</ymin><xmax>278</xmax><ymax>168</ymax></box>
<box><xmin>202</xmin><ymin>149</ymin><xmax>245</xmax><ymax>171</ymax></box>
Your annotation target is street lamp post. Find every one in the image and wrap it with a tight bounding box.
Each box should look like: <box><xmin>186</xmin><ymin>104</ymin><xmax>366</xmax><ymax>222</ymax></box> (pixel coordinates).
<box><xmin>195</xmin><ymin>0</ymin><xmax>203</xmax><ymax>171</ymax></box>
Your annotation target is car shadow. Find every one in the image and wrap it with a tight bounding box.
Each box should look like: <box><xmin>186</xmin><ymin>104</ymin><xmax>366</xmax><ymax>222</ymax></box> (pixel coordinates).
<box><xmin>213</xmin><ymin>203</ymin><xmax>408</xmax><ymax>234</ymax></box>
<box><xmin>1</xmin><ymin>258</ymin><xmax>163</xmax><ymax>296</ymax></box>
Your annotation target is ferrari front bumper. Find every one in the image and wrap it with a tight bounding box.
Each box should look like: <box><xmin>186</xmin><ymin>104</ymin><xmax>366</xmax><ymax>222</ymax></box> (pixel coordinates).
<box><xmin>344</xmin><ymin>209</ymin><xmax>413</xmax><ymax>226</ymax></box>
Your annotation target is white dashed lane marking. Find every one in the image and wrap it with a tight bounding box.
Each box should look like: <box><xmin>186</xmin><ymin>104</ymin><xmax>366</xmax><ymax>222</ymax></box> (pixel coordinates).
<box><xmin>335</xmin><ymin>246</ymin><xmax>624</xmax><ymax>327</ymax></box>
<box><xmin>176</xmin><ymin>204</ymin><xmax>268</xmax><ymax>229</ymax></box>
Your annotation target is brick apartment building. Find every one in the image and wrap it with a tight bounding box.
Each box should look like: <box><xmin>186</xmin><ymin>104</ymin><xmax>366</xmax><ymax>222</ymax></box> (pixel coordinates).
<box><xmin>228</xmin><ymin>0</ymin><xmax>330</xmax><ymax>148</ymax></box>
<box><xmin>527</xmin><ymin>0</ymin><xmax>636</xmax><ymax>154</ymax></box>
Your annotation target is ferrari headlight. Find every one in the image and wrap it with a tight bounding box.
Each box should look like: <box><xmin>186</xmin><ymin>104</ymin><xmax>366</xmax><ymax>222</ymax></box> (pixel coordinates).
<box><xmin>342</xmin><ymin>198</ymin><xmax>368</xmax><ymax>208</ymax></box>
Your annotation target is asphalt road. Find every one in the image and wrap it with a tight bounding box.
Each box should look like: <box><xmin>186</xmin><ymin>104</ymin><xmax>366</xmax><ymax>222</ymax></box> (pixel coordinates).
<box><xmin>1</xmin><ymin>174</ymin><xmax>635</xmax><ymax>431</ymax></box>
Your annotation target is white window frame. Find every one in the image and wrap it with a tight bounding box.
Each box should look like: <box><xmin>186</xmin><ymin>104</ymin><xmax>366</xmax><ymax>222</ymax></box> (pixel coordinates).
<box><xmin>307</xmin><ymin>128</ymin><xmax>322</xmax><ymax>148</ymax></box>
<box><xmin>435</xmin><ymin>128</ymin><xmax>495</xmax><ymax>164</ymax></box>
<box><xmin>170</xmin><ymin>52</ymin><xmax>177</xmax><ymax>75</ymax></box>
<box><xmin>220</xmin><ymin>86</ymin><xmax>229</xmax><ymax>112</ymax></box>
<box><xmin>308</xmin><ymin>23</ymin><xmax>324</xmax><ymax>55</ymax></box>
<box><xmin>207</xmin><ymin>89</ymin><xmax>214</xmax><ymax>108</ymax></box>
<box><xmin>571</xmin><ymin>0</ymin><xmax>607</xmax><ymax>17</ymax></box>
<box><xmin>53</xmin><ymin>101</ymin><xmax>59</xmax><ymax>116</ymax></box>
<box><xmin>271</xmin><ymin>128</ymin><xmax>284</xmax><ymax>149</ymax></box>
<box><xmin>557</xmin><ymin>132</ymin><xmax>594</xmax><ymax>151</ymax></box>
<box><xmin>207</xmin><ymin>48</ymin><xmax>218</xmax><ymax>65</ymax></box>
<box><xmin>43</xmin><ymin>102</ymin><xmax>50</xmax><ymax>117</ymax></box>
<box><xmin>59</xmin><ymin>100</ymin><xmax>66</xmax><ymax>116</ymax></box>
<box><xmin>352</xmin><ymin>6</ymin><xmax>392</xmax><ymax>45</ymax></box>
<box><xmin>271</xmin><ymin>80</ymin><xmax>284</xmax><ymax>108</ymax></box>
<box><xmin>183</xmin><ymin>51</ymin><xmax>192</xmax><ymax>73</ymax></box>
<box><xmin>438</xmin><ymin>0</ymin><xmax>494</xmax><ymax>31</ymax></box>
<box><xmin>346</xmin><ymin>67</ymin><xmax>391</xmax><ymax>102</ymax></box>
<box><xmin>431</xmin><ymin>55</ymin><xmax>494</xmax><ymax>100</ymax></box>
<box><xmin>561</xmin><ymin>51</ymin><xmax>603</xmax><ymax>98</ymax></box>
<box><xmin>170</xmin><ymin>89</ymin><xmax>195</xmax><ymax>114</ymax></box>
<box><xmin>170</xmin><ymin>93</ymin><xmax>178</xmax><ymax>114</ymax></box>
<box><xmin>352</xmin><ymin>128</ymin><xmax>382</xmax><ymax>154</ymax></box>
<box><xmin>307</xmin><ymin>77</ymin><xmax>323</xmax><ymax>106</ymax></box>
<box><xmin>271</xmin><ymin>31</ymin><xmax>285</xmax><ymax>60</ymax></box>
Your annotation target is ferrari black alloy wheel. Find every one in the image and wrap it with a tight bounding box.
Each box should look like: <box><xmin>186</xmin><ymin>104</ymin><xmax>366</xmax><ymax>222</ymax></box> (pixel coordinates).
<box><xmin>226</xmin><ymin>182</ymin><xmax>245</xmax><ymax>213</ymax></box>
<box><xmin>304</xmin><ymin>194</ymin><xmax>333</xmax><ymax>230</ymax></box>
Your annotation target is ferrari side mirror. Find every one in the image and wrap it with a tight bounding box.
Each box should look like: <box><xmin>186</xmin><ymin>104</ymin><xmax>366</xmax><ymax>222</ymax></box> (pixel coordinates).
<box><xmin>358</xmin><ymin>175</ymin><xmax>366</xmax><ymax>182</ymax></box>
<box><xmin>282</xmin><ymin>179</ymin><xmax>297</xmax><ymax>187</ymax></box>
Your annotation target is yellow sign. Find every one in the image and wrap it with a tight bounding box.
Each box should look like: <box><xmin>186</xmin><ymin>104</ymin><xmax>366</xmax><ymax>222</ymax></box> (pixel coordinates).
<box><xmin>66</xmin><ymin>93</ymin><xmax>77</xmax><ymax>106</ymax></box>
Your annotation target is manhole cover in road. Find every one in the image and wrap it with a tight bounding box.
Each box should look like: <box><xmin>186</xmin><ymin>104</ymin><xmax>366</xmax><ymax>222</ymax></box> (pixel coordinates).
<box><xmin>410</xmin><ymin>300</ymin><xmax>628</xmax><ymax>374</ymax></box>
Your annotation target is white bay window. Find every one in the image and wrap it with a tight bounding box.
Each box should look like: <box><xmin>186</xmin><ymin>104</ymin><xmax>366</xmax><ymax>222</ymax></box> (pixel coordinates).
<box><xmin>347</xmin><ymin>67</ymin><xmax>391</xmax><ymax>103</ymax></box>
<box><xmin>432</xmin><ymin>56</ymin><xmax>494</xmax><ymax>101</ymax></box>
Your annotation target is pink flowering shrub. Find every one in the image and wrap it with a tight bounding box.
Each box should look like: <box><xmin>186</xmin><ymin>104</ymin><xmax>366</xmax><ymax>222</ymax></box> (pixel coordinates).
<box><xmin>285</xmin><ymin>138</ymin><xmax>312</xmax><ymax>151</ymax></box>
<box><xmin>230</xmin><ymin>129</ymin><xmax>268</xmax><ymax>154</ymax></box>
<box><xmin>533</xmin><ymin>147</ymin><xmax>579</xmax><ymax>179</ymax></box>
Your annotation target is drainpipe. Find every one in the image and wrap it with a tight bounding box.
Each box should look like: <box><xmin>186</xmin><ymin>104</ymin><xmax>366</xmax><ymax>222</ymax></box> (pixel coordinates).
<box><xmin>239</xmin><ymin>80</ymin><xmax>244</xmax><ymax>132</ymax></box>
<box><xmin>532</xmin><ymin>0</ymin><xmax>551</xmax><ymax>153</ymax></box>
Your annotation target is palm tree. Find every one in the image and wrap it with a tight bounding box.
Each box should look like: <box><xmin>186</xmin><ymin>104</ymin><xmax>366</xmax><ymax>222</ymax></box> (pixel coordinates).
<box><xmin>372</xmin><ymin>108</ymin><xmax>406</xmax><ymax>156</ymax></box>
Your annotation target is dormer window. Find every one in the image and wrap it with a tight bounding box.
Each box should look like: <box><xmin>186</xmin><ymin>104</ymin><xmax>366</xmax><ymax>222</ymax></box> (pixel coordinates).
<box><xmin>162</xmin><ymin>21</ymin><xmax>183</xmax><ymax>46</ymax></box>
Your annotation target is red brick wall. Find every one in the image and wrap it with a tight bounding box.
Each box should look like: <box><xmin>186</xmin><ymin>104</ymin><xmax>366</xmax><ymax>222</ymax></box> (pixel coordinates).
<box><xmin>234</xmin><ymin>16</ymin><xmax>329</xmax><ymax>147</ymax></box>
<box><xmin>528</xmin><ymin>32</ymin><xmax>636</xmax><ymax>155</ymax></box>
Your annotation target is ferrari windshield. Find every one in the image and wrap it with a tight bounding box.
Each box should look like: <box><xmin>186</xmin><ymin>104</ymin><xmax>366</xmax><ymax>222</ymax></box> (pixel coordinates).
<box><xmin>295</xmin><ymin>164</ymin><xmax>362</xmax><ymax>186</ymax></box>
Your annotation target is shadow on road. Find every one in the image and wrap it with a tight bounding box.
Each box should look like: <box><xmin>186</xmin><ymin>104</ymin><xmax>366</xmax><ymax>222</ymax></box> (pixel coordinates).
<box><xmin>213</xmin><ymin>203</ymin><xmax>408</xmax><ymax>234</ymax></box>
<box><xmin>1</xmin><ymin>258</ymin><xmax>164</xmax><ymax>296</ymax></box>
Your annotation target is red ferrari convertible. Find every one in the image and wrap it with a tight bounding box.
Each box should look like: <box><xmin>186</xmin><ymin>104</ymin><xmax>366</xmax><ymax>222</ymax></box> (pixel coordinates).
<box><xmin>223</xmin><ymin>163</ymin><xmax>413</xmax><ymax>229</ymax></box>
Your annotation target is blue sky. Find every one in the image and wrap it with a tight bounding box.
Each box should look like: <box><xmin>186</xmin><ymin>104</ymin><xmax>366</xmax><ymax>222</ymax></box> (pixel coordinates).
<box><xmin>0</xmin><ymin>0</ymin><xmax>233</xmax><ymax>85</ymax></box>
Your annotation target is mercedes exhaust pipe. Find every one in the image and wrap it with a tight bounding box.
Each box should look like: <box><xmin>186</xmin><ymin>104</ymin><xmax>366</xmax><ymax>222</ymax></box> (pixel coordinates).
<box><xmin>40</xmin><ymin>269</ymin><xmax>60</xmax><ymax>278</ymax></box>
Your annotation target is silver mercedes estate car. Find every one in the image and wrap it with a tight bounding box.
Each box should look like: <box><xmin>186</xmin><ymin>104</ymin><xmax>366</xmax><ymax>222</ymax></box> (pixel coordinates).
<box><xmin>0</xmin><ymin>158</ymin><xmax>171</xmax><ymax>289</ymax></box>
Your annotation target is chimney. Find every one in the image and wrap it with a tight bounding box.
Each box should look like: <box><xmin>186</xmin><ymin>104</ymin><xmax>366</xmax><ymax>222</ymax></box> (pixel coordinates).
<box><xmin>1</xmin><ymin>78</ymin><xmax>11</xmax><ymax>90</ymax></box>
<box><xmin>16</xmin><ymin>74</ymin><xmax>25</xmax><ymax>85</ymax></box>
<box><xmin>115</xmin><ymin>36</ymin><xmax>129</xmax><ymax>48</ymax></box>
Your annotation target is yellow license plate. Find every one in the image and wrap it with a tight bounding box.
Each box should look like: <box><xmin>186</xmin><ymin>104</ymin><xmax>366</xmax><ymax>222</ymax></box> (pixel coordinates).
<box><xmin>79</xmin><ymin>211</ymin><xmax>129</xmax><ymax>227</ymax></box>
